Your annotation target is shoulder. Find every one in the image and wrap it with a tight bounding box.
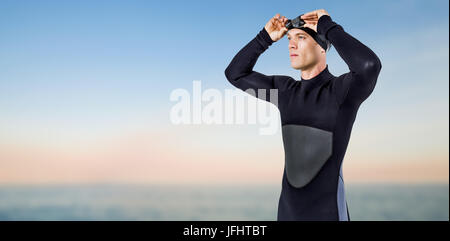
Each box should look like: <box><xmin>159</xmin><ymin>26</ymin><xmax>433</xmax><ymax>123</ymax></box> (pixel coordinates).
<box><xmin>328</xmin><ymin>72</ymin><xmax>353</xmax><ymax>105</ymax></box>
<box><xmin>273</xmin><ymin>75</ymin><xmax>299</xmax><ymax>91</ymax></box>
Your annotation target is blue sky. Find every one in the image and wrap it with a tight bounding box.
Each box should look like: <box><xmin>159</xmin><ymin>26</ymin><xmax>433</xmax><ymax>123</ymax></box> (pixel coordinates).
<box><xmin>1</xmin><ymin>0</ymin><xmax>448</xmax><ymax>108</ymax></box>
<box><xmin>0</xmin><ymin>0</ymin><xmax>448</xmax><ymax>184</ymax></box>
<box><xmin>0</xmin><ymin>0</ymin><xmax>448</xmax><ymax>103</ymax></box>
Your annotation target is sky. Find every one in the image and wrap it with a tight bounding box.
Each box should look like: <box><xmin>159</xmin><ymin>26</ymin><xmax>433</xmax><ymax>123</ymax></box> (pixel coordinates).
<box><xmin>0</xmin><ymin>0</ymin><xmax>448</xmax><ymax>185</ymax></box>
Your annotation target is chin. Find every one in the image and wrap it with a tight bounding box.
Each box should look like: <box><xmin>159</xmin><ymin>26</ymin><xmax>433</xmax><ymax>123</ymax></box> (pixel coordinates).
<box><xmin>291</xmin><ymin>63</ymin><xmax>303</xmax><ymax>70</ymax></box>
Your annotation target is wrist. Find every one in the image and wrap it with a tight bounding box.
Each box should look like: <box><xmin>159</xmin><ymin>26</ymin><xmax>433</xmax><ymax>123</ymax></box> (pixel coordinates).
<box><xmin>260</xmin><ymin>27</ymin><xmax>275</xmax><ymax>44</ymax></box>
<box><xmin>317</xmin><ymin>15</ymin><xmax>338</xmax><ymax>40</ymax></box>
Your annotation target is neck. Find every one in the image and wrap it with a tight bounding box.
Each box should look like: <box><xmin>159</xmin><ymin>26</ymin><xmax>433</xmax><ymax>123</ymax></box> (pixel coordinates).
<box><xmin>300</xmin><ymin>62</ymin><xmax>327</xmax><ymax>80</ymax></box>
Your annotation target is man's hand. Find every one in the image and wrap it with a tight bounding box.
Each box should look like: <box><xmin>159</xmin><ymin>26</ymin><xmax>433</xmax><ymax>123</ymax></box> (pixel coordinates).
<box><xmin>300</xmin><ymin>9</ymin><xmax>330</xmax><ymax>32</ymax></box>
<box><xmin>264</xmin><ymin>13</ymin><xmax>288</xmax><ymax>42</ymax></box>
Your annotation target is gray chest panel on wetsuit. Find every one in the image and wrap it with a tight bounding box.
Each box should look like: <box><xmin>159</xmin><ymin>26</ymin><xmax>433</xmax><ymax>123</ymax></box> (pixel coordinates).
<box><xmin>282</xmin><ymin>124</ymin><xmax>333</xmax><ymax>188</ymax></box>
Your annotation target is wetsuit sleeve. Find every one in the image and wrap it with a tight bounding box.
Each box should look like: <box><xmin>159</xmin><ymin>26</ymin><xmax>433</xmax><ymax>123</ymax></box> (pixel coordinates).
<box><xmin>224</xmin><ymin>27</ymin><xmax>296</xmax><ymax>101</ymax></box>
<box><xmin>317</xmin><ymin>15</ymin><xmax>382</xmax><ymax>105</ymax></box>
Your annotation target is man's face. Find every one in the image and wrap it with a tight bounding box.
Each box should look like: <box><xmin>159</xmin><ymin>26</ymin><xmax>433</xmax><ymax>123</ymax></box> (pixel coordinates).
<box><xmin>287</xmin><ymin>29</ymin><xmax>322</xmax><ymax>70</ymax></box>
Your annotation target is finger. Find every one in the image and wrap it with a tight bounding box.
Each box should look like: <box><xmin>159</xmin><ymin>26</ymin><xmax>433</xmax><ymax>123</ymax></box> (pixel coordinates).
<box><xmin>303</xmin><ymin>19</ymin><xmax>318</xmax><ymax>24</ymax></box>
<box><xmin>273</xmin><ymin>17</ymin><xmax>278</xmax><ymax>23</ymax></box>
<box><xmin>275</xmin><ymin>17</ymin><xmax>281</xmax><ymax>24</ymax></box>
<box><xmin>301</xmin><ymin>11</ymin><xmax>318</xmax><ymax>19</ymax></box>
<box><xmin>301</xmin><ymin>15</ymin><xmax>318</xmax><ymax>20</ymax></box>
<box><xmin>302</xmin><ymin>16</ymin><xmax>318</xmax><ymax>21</ymax></box>
<box><xmin>301</xmin><ymin>12</ymin><xmax>315</xmax><ymax>17</ymax></box>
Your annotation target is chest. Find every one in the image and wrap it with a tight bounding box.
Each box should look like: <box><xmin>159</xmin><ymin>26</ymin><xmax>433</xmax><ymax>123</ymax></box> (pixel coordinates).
<box><xmin>278</xmin><ymin>85</ymin><xmax>340</xmax><ymax>130</ymax></box>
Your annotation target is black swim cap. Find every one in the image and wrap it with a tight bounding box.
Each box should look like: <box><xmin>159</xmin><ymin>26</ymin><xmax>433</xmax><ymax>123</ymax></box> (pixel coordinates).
<box><xmin>285</xmin><ymin>14</ymin><xmax>331</xmax><ymax>52</ymax></box>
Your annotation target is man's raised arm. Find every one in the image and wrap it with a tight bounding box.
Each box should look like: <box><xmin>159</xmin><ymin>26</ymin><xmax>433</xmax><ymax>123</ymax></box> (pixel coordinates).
<box><xmin>303</xmin><ymin>10</ymin><xmax>382</xmax><ymax>105</ymax></box>
<box><xmin>224</xmin><ymin>14</ymin><xmax>295</xmax><ymax>99</ymax></box>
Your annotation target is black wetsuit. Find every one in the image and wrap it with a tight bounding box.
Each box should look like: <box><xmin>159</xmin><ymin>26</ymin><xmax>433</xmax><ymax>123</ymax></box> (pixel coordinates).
<box><xmin>224</xmin><ymin>15</ymin><xmax>382</xmax><ymax>221</ymax></box>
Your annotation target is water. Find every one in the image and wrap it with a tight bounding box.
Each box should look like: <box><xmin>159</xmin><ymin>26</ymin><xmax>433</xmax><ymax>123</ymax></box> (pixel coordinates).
<box><xmin>0</xmin><ymin>183</ymin><xmax>447</xmax><ymax>221</ymax></box>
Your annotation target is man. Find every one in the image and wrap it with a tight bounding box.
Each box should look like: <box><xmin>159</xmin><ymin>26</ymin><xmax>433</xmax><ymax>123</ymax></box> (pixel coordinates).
<box><xmin>224</xmin><ymin>9</ymin><xmax>382</xmax><ymax>221</ymax></box>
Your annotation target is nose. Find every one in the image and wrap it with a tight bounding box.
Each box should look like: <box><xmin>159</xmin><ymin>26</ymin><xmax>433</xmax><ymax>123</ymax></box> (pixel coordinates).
<box><xmin>289</xmin><ymin>39</ymin><xmax>297</xmax><ymax>50</ymax></box>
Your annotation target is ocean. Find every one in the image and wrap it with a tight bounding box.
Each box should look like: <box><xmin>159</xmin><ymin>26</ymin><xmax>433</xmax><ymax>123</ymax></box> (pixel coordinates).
<box><xmin>0</xmin><ymin>183</ymin><xmax>447</xmax><ymax>221</ymax></box>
